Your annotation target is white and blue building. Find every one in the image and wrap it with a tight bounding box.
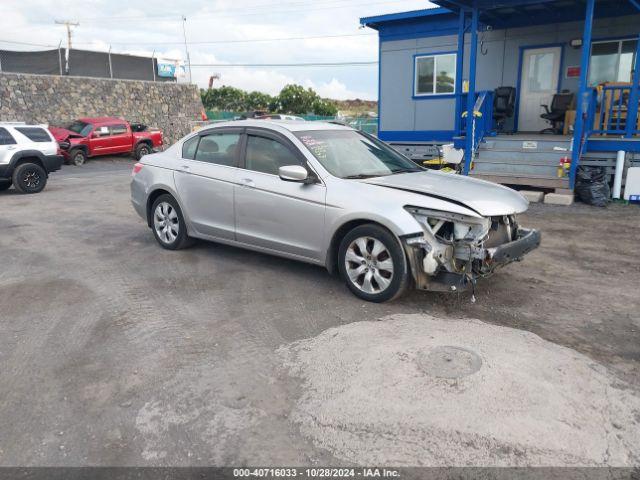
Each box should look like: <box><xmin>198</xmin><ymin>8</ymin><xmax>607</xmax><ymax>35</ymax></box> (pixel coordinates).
<box><xmin>361</xmin><ymin>0</ymin><xmax>640</xmax><ymax>191</ymax></box>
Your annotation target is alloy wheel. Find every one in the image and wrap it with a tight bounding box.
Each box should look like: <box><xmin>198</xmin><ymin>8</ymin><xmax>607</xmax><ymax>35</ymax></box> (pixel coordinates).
<box><xmin>344</xmin><ymin>236</ymin><xmax>394</xmax><ymax>294</ymax></box>
<box><xmin>154</xmin><ymin>201</ymin><xmax>180</xmax><ymax>244</ymax></box>
<box><xmin>23</xmin><ymin>170</ymin><xmax>41</xmax><ymax>189</ymax></box>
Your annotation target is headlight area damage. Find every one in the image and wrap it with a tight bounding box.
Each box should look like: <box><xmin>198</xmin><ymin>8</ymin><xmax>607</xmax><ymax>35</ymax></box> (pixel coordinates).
<box><xmin>402</xmin><ymin>206</ymin><xmax>541</xmax><ymax>292</ymax></box>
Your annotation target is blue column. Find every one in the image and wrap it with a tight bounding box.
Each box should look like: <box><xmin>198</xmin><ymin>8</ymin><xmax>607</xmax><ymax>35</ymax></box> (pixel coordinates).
<box><xmin>569</xmin><ymin>0</ymin><xmax>595</xmax><ymax>189</ymax></box>
<box><xmin>624</xmin><ymin>33</ymin><xmax>640</xmax><ymax>137</ymax></box>
<box><xmin>463</xmin><ymin>4</ymin><xmax>478</xmax><ymax>176</ymax></box>
<box><xmin>454</xmin><ymin>10</ymin><xmax>466</xmax><ymax>136</ymax></box>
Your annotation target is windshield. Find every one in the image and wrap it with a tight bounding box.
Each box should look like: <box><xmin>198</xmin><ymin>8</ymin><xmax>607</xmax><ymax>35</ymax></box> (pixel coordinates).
<box><xmin>294</xmin><ymin>130</ymin><xmax>422</xmax><ymax>179</ymax></box>
<box><xmin>67</xmin><ymin>121</ymin><xmax>93</xmax><ymax>137</ymax></box>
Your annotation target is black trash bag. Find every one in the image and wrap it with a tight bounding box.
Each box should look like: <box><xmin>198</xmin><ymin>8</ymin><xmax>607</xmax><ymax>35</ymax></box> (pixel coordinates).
<box><xmin>575</xmin><ymin>166</ymin><xmax>610</xmax><ymax>207</ymax></box>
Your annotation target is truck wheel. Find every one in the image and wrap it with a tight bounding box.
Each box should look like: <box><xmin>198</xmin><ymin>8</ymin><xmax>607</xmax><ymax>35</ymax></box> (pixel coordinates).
<box><xmin>135</xmin><ymin>143</ymin><xmax>151</xmax><ymax>160</ymax></box>
<box><xmin>12</xmin><ymin>163</ymin><xmax>47</xmax><ymax>194</ymax></box>
<box><xmin>0</xmin><ymin>180</ymin><xmax>11</xmax><ymax>191</ymax></box>
<box><xmin>338</xmin><ymin>224</ymin><xmax>410</xmax><ymax>303</ymax></box>
<box><xmin>70</xmin><ymin>149</ymin><xmax>87</xmax><ymax>166</ymax></box>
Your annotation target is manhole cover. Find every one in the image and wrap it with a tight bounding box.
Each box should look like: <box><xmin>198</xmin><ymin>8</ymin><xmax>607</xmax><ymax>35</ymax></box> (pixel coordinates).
<box><xmin>417</xmin><ymin>346</ymin><xmax>482</xmax><ymax>378</ymax></box>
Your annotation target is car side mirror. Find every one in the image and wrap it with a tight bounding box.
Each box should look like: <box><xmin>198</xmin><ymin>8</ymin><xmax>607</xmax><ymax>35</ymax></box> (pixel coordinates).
<box><xmin>279</xmin><ymin>165</ymin><xmax>309</xmax><ymax>183</ymax></box>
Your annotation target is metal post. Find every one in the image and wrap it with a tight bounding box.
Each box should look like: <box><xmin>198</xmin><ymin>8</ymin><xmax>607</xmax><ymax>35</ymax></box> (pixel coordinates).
<box><xmin>568</xmin><ymin>0</ymin><xmax>595</xmax><ymax>189</ymax></box>
<box><xmin>182</xmin><ymin>15</ymin><xmax>193</xmax><ymax>83</ymax></box>
<box><xmin>54</xmin><ymin>20</ymin><xmax>78</xmax><ymax>74</ymax></box>
<box><xmin>108</xmin><ymin>45</ymin><xmax>113</xmax><ymax>79</ymax></box>
<box><xmin>151</xmin><ymin>50</ymin><xmax>156</xmax><ymax>82</ymax></box>
<box><xmin>454</xmin><ymin>9</ymin><xmax>466</xmax><ymax>136</ymax></box>
<box><xmin>463</xmin><ymin>4</ymin><xmax>478</xmax><ymax>175</ymax></box>
<box><xmin>624</xmin><ymin>33</ymin><xmax>640</xmax><ymax>137</ymax></box>
<box><xmin>57</xmin><ymin>40</ymin><xmax>63</xmax><ymax>75</ymax></box>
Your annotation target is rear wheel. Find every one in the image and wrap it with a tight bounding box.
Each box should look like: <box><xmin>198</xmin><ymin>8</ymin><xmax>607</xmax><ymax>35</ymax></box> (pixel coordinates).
<box><xmin>338</xmin><ymin>224</ymin><xmax>410</xmax><ymax>303</ymax></box>
<box><xmin>0</xmin><ymin>180</ymin><xmax>11</xmax><ymax>191</ymax></box>
<box><xmin>150</xmin><ymin>194</ymin><xmax>193</xmax><ymax>250</ymax></box>
<box><xmin>12</xmin><ymin>163</ymin><xmax>47</xmax><ymax>194</ymax></box>
<box><xmin>70</xmin><ymin>148</ymin><xmax>87</xmax><ymax>166</ymax></box>
<box><xmin>135</xmin><ymin>143</ymin><xmax>151</xmax><ymax>160</ymax></box>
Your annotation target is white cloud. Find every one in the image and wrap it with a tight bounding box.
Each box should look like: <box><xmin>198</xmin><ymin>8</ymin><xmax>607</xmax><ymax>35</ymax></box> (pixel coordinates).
<box><xmin>1</xmin><ymin>0</ymin><xmax>431</xmax><ymax>99</ymax></box>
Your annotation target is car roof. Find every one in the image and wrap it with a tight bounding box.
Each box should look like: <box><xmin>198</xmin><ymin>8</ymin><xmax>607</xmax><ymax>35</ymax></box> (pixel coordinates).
<box><xmin>0</xmin><ymin>122</ymin><xmax>50</xmax><ymax>129</ymax></box>
<box><xmin>204</xmin><ymin>119</ymin><xmax>354</xmax><ymax>133</ymax></box>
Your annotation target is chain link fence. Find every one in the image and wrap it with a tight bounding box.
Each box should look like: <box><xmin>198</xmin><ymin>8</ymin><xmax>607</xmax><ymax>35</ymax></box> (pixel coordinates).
<box><xmin>205</xmin><ymin>111</ymin><xmax>378</xmax><ymax>135</ymax></box>
<box><xmin>0</xmin><ymin>48</ymin><xmax>174</xmax><ymax>82</ymax></box>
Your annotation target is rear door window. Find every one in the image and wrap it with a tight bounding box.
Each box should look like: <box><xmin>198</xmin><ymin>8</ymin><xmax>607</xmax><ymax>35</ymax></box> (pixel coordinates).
<box><xmin>0</xmin><ymin>127</ymin><xmax>16</xmax><ymax>145</ymax></box>
<box><xmin>14</xmin><ymin>127</ymin><xmax>52</xmax><ymax>142</ymax></box>
<box><xmin>194</xmin><ymin>132</ymin><xmax>241</xmax><ymax>167</ymax></box>
<box><xmin>109</xmin><ymin>124</ymin><xmax>128</xmax><ymax>135</ymax></box>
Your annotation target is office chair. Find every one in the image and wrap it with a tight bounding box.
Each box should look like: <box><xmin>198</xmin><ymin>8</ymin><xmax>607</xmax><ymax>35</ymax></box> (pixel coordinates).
<box><xmin>493</xmin><ymin>87</ymin><xmax>516</xmax><ymax>133</ymax></box>
<box><xmin>540</xmin><ymin>91</ymin><xmax>574</xmax><ymax>134</ymax></box>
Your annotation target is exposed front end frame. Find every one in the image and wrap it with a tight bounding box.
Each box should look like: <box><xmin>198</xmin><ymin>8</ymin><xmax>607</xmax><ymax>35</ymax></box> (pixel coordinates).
<box><xmin>402</xmin><ymin>207</ymin><xmax>541</xmax><ymax>293</ymax></box>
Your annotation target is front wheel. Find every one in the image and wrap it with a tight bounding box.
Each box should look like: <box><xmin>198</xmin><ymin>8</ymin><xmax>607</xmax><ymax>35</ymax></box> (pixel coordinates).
<box><xmin>0</xmin><ymin>180</ymin><xmax>11</xmax><ymax>191</ymax></box>
<box><xmin>12</xmin><ymin>163</ymin><xmax>47</xmax><ymax>194</ymax></box>
<box><xmin>70</xmin><ymin>149</ymin><xmax>87</xmax><ymax>166</ymax></box>
<box><xmin>338</xmin><ymin>224</ymin><xmax>410</xmax><ymax>302</ymax></box>
<box><xmin>150</xmin><ymin>194</ymin><xmax>193</xmax><ymax>250</ymax></box>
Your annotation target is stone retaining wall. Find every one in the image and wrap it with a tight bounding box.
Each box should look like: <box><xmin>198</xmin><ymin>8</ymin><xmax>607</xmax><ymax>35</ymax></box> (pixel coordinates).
<box><xmin>0</xmin><ymin>73</ymin><xmax>203</xmax><ymax>144</ymax></box>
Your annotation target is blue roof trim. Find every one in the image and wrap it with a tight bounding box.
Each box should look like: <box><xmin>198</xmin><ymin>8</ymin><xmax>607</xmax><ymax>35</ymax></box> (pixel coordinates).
<box><xmin>360</xmin><ymin>7</ymin><xmax>451</xmax><ymax>28</ymax></box>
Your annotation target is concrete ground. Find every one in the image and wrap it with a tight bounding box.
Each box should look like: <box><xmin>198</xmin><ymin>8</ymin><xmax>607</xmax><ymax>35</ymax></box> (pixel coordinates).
<box><xmin>0</xmin><ymin>158</ymin><xmax>638</xmax><ymax>466</ymax></box>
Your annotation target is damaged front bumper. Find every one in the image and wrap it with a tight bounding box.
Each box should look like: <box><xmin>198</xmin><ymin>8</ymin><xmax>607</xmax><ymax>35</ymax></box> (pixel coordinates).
<box><xmin>402</xmin><ymin>227</ymin><xmax>541</xmax><ymax>293</ymax></box>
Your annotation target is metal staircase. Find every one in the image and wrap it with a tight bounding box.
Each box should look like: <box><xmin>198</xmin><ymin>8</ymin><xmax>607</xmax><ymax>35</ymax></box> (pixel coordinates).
<box><xmin>469</xmin><ymin>135</ymin><xmax>573</xmax><ymax>192</ymax></box>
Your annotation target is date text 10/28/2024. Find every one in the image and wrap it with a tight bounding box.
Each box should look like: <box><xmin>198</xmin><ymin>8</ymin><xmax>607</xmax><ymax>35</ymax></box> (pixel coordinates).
<box><xmin>233</xmin><ymin>468</ymin><xmax>400</xmax><ymax>478</ymax></box>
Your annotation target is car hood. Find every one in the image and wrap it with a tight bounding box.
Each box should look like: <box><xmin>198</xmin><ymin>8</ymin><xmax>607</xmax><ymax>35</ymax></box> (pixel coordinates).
<box><xmin>49</xmin><ymin>127</ymin><xmax>85</xmax><ymax>141</ymax></box>
<box><xmin>363</xmin><ymin>170</ymin><xmax>529</xmax><ymax>216</ymax></box>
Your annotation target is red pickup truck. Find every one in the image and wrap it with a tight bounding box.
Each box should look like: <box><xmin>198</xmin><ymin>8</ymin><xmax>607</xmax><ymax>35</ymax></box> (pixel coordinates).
<box><xmin>50</xmin><ymin>117</ymin><xmax>163</xmax><ymax>166</ymax></box>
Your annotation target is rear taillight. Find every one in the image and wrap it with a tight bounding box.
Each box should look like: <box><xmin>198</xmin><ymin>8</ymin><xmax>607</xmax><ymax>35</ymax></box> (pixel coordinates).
<box><xmin>132</xmin><ymin>163</ymin><xmax>143</xmax><ymax>176</ymax></box>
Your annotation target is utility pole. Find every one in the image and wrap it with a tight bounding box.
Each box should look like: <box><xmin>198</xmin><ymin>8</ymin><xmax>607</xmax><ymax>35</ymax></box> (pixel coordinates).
<box><xmin>54</xmin><ymin>19</ymin><xmax>79</xmax><ymax>74</ymax></box>
<box><xmin>181</xmin><ymin>15</ymin><xmax>192</xmax><ymax>83</ymax></box>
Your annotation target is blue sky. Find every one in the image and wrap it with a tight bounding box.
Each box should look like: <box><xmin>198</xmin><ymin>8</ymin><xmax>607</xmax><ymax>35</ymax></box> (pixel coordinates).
<box><xmin>2</xmin><ymin>0</ymin><xmax>431</xmax><ymax>99</ymax></box>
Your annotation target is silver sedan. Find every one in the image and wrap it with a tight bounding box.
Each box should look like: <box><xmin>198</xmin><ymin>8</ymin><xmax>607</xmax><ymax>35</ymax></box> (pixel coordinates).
<box><xmin>131</xmin><ymin>120</ymin><xmax>540</xmax><ymax>302</ymax></box>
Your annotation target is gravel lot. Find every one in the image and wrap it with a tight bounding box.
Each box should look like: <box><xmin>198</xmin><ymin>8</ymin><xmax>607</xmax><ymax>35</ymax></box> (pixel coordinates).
<box><xmin>0</xmin><ymin>158</ymin><xmax>639</xmax><ymax>466</ymax></box>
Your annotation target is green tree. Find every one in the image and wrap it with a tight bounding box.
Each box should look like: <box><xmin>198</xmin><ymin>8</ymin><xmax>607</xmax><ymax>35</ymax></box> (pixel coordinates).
<box><xmin>312</xmin><ymin>98</ymin><xmax>338</xmax><ymax>116</ymax></box>
<box><xmin>276</xmin><ymin>84</ymin><xmax>318</xmax><ymax>114</ymax></box>
<box><xmin>200</xmin><ymin>83</ymin><xmax>338</xmax><ymax>116</ymax></box>
<box><xmin>200</xmin><ymin>86</ymin><xmax>246</xmax><ymax>111</ymax></box>
<box><xmin>245</xmin><ymin>91</ymin><xmax>274</xmax><ymax>111</ymax></box>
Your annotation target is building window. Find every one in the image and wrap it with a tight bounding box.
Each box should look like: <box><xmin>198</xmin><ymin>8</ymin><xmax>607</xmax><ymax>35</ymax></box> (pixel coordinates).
<box><xmin>589</xmin><ymin>39</ymin><xmax>638</xmax><ymax>85</ymax></box>
<box><xmin>414</xmin><ymin>53</ymin><xmax>456</xmax><ymax>96</ymax></box>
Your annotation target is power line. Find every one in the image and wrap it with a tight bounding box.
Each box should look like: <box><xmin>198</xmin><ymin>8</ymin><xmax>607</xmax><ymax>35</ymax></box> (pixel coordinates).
<box><xmin>0</xmin><ymin>39</ymin><xmax>59</xmax><ymax>48</ymax></box>
<box><xmin>73</xmin><ymin>32</ymin><xmax>375</xmax><ymax>47</ymax></box>
<box><xmin>190</xmin><ymin>61</ymin><xmax>378</xmax><ymax>68</ymax></box>
<box><xmin>74</xmin><ymin>0</ymin><xmax>408</xmax><ymax>22</ymax></box>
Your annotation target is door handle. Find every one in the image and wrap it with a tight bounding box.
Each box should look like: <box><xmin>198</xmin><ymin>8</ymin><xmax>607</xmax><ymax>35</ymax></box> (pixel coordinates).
<box><xmin>7</xmin><ymin>146</ymin><xmax>16</xmax><ymax>150</ymax></box>
<box><xmin>239</xmin><ymin>178</ymin><xmax>255</xmax><ymax>188</ymax></box>
<box><xmin>180</xmin><ymin>165</ymin><xmax>191</xmax><ymax>173</ymax></box>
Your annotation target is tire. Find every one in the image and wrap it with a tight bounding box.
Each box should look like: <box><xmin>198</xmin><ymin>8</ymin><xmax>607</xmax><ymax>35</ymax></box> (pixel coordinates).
<box><xmin>135</xmin><ymin>143</ymin><xmax>151</xmax><ymax>160</ymax></box>
<box><xmin>338</xmin><ymin>223</ymin><xmax>410</xmax><ymax>303</ymax></box>
<box><xmin>0</xmin><ymin>180</ymin><xmax>11</xmax><ymax>191</ymax></box>
<box><xmin>70</xmin><ymin>148</ymin><xmax>87</xmax><ymax>166</ymax></box>
<box><xmin>150</xmin><ymin>194</ymin><xmax>193</xmax><ymax>250</ymax></box>
<box><xmin>12</xmin><ymin>163</ymin><xmax>47</xmax><ymax>194</ymax></box>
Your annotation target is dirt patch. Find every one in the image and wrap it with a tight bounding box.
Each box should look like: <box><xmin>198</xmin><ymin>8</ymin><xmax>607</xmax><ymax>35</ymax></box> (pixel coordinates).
<box><xmin>279</xmin><ymin>313</ymin><xmax>640</xmax><ymax>467</ymax></box>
